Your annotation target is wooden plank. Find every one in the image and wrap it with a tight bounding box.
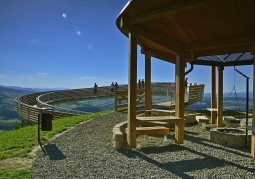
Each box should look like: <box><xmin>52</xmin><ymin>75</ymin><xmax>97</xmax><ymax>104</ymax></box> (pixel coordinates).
<box><xmin>184</xmin><ymin>36</ymin><xmax>255</xmax><ymax>51</ymax></box>
<box><xmin>139</xmin><ymin>121</ymin><xmax>169</xmax><ymax>127</ymax></box>
<box><xmin>145</xmin><ymin>109</ymin><xmax>175</xmax><ymax>113</ymax></box>
<box><xmin>137</xmin><ymin>116</ymin><xmax>182</xmax><ymax>122</ymax></box>
<box><xmin>127</xmin><ymin>31</ymin><xmax>137</xmax><ymax>148</ymax></box>
<box><xmin>129</xmin><ymin>0</ymin><xmax>217</xmax><ymax>24</ymax></box>
<box><xmin>251</xmin><ymin>43</ymin><xmax>255</xmax><ymax>158</ymax></box>
<box><xmin>211</xmin><ymin>66</ymin><xmax>216</xmax><ymax>124</ymax></box>
<box><xmin>175</xmin><ymin>53</ymin><xmax>185</xmax><ymax>144</ymax></box>
<box><xmin>145</xmin><ymin>54</ymin><xmax>152</xmax><ymax>116</ymax></box>
<box><xmin>126</xmin><ymin>126</ymin><xmax>170</xmax><ymax>135</ymax></box>
<box><xmin>120</xmin><ymin>18</ymin><xmax>182</xmax><ymax>54</ymax></box>
<box><xmin>217</xmin><ymin>66</ymin><xmax>224</xmax><ymax>127</ymax></box>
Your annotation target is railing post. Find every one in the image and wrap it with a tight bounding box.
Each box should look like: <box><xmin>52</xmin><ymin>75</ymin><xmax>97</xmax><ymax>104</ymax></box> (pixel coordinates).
<box><xmin>114</xmin><ymin>91</ymin><xmax>118</xmax><ymax>111</ymax></box>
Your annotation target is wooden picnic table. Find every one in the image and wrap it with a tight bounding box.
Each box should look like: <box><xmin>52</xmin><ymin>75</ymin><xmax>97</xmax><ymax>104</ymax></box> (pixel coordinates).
<box><xmin>137</xmin><ymin>116</ymin><xmax>184</xmax><ymax>144</ymax></box>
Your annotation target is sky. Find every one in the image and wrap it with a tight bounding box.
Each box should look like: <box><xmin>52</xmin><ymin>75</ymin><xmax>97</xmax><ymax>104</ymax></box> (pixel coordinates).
<box><xmin>0</xmin><ymin>0</ymin><xmax>253</xmax><ymax>93</ymax></box>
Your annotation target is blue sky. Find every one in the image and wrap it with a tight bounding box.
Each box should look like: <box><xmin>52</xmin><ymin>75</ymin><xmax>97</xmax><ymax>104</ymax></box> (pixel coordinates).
<box><xmin>0</xmin><ymin>0</ymin><xmax>253</xmax><ymax>93</ymax></box>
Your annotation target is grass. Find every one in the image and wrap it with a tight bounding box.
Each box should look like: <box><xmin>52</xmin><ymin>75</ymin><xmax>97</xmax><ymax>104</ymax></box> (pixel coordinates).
<box><xmin>0</xmin><ymin>169</ymin><xmax>31</xmax><ymax>179</ymax></box>
<box><xmin>0</xmin><ymin>110</ymin><xmax>111</xmax><ymax>178</ymax></box>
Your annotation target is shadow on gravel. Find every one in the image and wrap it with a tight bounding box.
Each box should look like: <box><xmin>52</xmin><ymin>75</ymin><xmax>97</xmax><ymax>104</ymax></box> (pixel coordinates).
<box><xmin>42</xmin><ymin>144</ymin><xmax>66</xmax><ymax>160</ymax></box>
<box><xmin>184</xmin><ymin>133</ymin><xmax>251</xmax><ymax>158</ymax></box>
<box><xmin>119</xmin><ymin>145</ymin><xmax>255</xmax><ymax>178</ymax></box>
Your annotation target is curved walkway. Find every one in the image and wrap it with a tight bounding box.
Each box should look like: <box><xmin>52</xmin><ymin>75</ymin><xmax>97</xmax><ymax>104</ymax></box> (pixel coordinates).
<box><xmin>32</xmin><ymin>111</ymin><xmax>255</xmax><ymax>178</ymax></box>
<box><xmin>16</xmin><ymin>82</ymin><xmax>205</xmax><ymax>123</ymax></box>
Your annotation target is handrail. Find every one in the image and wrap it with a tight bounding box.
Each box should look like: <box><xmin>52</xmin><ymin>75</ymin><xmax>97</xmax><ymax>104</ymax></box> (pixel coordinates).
<box><xmin>36</xmin><ymin>92</ymin><xmax>90</xmax><ymax>115</ymax></box>
<box><xmin>16</xmin><ymin>82</ymin><xmax>205</xmax><ymax>123</ymax></box>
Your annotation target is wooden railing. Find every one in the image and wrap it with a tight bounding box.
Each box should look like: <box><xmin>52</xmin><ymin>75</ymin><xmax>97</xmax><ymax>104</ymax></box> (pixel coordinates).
<box><xmin>114</xmin><ymin>89</ymin><xmax>145</xmax><ymax>111</ymax></box>
<box><xmin>15</xmin><ymin>83</ymin><xmax>205</xmax><ymax>123</ymax></box>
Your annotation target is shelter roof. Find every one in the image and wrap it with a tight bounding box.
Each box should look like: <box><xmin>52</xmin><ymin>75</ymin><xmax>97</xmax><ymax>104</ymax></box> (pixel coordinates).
<box><xmin>116</xmin><ymin>0</ymin><xmax>255</xmax><ymax>66</ymax></box>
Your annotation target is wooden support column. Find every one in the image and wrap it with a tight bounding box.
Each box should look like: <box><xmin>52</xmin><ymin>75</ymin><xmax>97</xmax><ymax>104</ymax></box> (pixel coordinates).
<box><xmin>211</xmin><ymin>66</ymin><xmax>216</xmax><ymax>124</ymax></box>
<box><xmin>251</xmin><ymin>43</ymin><xmax>255</xmax><ymax>157</ymax></box>
<box><xmin>217</xmin><ymin>66</ymin><xmax>224</xmax><ymax>127</ymax></box>
<box><xmin>175</xmin><ymin>53</ymin><xmax>185</xmax><ymax>144</ymax></box>
<box><xmin>144</xmin><ymin>54</ymin><xmax>152</xmax><ymax>116</ymax></box>
<box><xmin>127</xmin><ymin>31</ymin><xmax>137</xmax><ymax>148</ymax></box>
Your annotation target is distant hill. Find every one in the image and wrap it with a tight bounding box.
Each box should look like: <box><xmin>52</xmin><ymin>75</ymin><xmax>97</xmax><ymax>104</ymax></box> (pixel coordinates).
<box><xmin>188</xmin><ymin>95</ymin><xmax>253</xmax><ymax>111</ymax></box>
<box><xmin>203</xmin><ymin>91</ymin><xmax>253</xmax><ymax>99</ymax></box>
<box><xmin>0</xmin><ymin>85</ymin><xmax>68</xmax><ymax>92</ymax></box>
<box><xmin>0</xmin><ymin>86</ymin><xmax>34</xmax><ymax>131</ymax></box>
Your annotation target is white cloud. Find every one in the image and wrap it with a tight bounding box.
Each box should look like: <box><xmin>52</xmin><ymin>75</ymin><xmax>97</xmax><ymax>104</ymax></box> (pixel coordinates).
<box><xmin>37</xmin><ymin>73</ymin><xmax>48</xmax><ymax>78</ymax></box>
<box><xmin>76</xmin><ymin>76</ymin><xmax>96</xmax><ymax>80</ymax></box>
<box><xmin>63</xmin><ymin>79</ymin><xmax>73</xmax><ymax>82</ymax></box>
<box><xmin>0</xmin><ymin>74</ymin><xmax>4</xmax><ymax>77</ymax></box>
<box><xmin>21</xmin><ymin>76</ymin><xmax>32</xmax><ymax>80</ymax></box>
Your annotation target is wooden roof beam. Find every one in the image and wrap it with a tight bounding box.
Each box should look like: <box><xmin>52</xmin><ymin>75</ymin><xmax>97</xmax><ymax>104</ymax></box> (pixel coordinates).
<box><xmin>141</xmin><ymin>48</ymin><xmax>192</xmax><ymax>63</ymax></box>
<box><xmin>191</xmin><ymin>59</ymin><xmax>253</xmax><ymax>66</ymax></box>
<box><xmin>141</xmin><ymin>48</ymin><xmax>176</xmax><ymax>64</ymax></box>
<box><xmin>129</xmin><ymin>0</ymin><xmax>217</xmax><ymax>24</ymax></box>
<box><xmin>119</xmin><ymin>18</ymin><xmax>182</xmax><ymax>54</ymax></box>
<box><xmin>184</xmin><ymin>36</ymin><xmax>255</xmax><ymax>51</ymax></box>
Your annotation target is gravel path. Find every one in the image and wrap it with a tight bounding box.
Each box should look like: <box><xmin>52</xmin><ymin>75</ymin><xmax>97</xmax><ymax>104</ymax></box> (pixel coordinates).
<box><xmin>32</xmin><ymin>111</ymin><xmax>255</xmax><ymax>178</ymax></box>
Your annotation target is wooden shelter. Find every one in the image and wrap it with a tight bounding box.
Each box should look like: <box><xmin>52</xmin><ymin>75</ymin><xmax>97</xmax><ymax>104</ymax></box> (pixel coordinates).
<box><xmin>116</xmin><ymin>0</ymin><xmax>255</xmax><ymax>157</ymax></box>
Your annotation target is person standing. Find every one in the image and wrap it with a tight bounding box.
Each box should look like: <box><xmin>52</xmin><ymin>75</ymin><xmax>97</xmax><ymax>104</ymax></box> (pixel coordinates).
<box><xmin>138</xmin><ymin>79</ymin><xmax>141</xmax><ymax>89</ymax></box>
<box><xmin>111</xmin><ymin>82</ymin><xmax>114</xmax><ymax>92</ymax></box>
<box><xmin>114</xmin><ymin>82</ymin><xmax>118</xmax><ymax>90</ymax></box>
<box><xmin>94</xmin><ymin>83</ymin><xmax>98</xmax><ymax>94</ymax></box>
<box><xmin>141</xmin><ymin>79</ymin><xmax>145</xmax><ymax>88</ymax></box>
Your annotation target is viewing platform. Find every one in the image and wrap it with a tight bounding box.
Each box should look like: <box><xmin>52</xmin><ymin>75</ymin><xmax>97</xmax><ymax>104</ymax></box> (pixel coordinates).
<box><xmin>16</xmin><ymin>82</ymin><xmax>204</xmax><ymax>123</ymax></box>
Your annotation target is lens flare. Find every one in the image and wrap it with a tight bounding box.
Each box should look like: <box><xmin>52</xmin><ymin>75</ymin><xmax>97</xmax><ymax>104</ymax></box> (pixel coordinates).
<box><xmin>88</xmin><ymin>44</ymin><xmax>93</xmax><ymax>50</ymax></box>
<box><xmin>62</xmin><ymin>13</ymin><xmax>66</xmax><ymax>18</ymax></box>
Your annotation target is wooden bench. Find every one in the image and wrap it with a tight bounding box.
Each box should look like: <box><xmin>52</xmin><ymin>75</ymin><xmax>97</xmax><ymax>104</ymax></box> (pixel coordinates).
<box><xmin>134</xmin><ymin>126</ymin><xmax>170</xmax><ymax>135</ymax></box>
<box><xmin>126</xmin><ymin>126</ymin><xmax>170</xmax><ymax>141</ymax></box>
<box><xmin>224</xmin><ymin>116</ymin><xmax>240</xmax><ymax>128</ymax></box>
<box><xmin>196</xmin><ymin>116</ymin><xmax>209</xmax><ymax>129</ymax></box>
<box><xmin>138</xmin><ymin>120</ymin><xmax>169</xmax><ymax>127</ymax></box>
<box><xmin>145</xmin><ymin>109</ymin><xmax>175</xmax><ymax>114</ymax></box>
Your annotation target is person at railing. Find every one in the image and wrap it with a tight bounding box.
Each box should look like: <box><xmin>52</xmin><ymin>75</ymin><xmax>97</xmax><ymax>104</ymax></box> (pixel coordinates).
<box><xmin>111</xmin><ymin>82</ymin><xmax>114</xmax><ymax>92</ymax></box>
<box><xmin>114</xmin><ymin>82</ymin><xmax>118</xmax><ymax>90</ymax></box>
<box><xmin>141</xmin><ymin>79</ymin><xmax>145</xmax><ymax>88</ymax></box>
<box><xmin>138</xmin><ymin>79</ymin><xmax>141</xmax><ymax>89</ymax></box>
<box><xmin>94</xmin><ymin>83</ymin><xmax>98</xmax><ymax>94</ymax></box>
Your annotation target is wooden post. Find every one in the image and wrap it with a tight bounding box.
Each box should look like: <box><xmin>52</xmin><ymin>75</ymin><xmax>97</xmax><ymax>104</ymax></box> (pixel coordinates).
<box><xmin>114</xmin><ymin>91</ymin><xmax>118</xmax><ymax>111</ymax></box>
<box><xmin>145</xmin><ymin>54</ymin><xmax>152</xmax><ymax>116</ymax></box>
<box><xmin>175</xmin><ymin>54</ymin><xmax>185</xmax><ymax>144</ymax></box>
<box><xmin>211</xmin><ymin>66</ymin><xmax>216</xmax><ymax>124</ymax></box>
<box><xmin>127</xmin><ymin>31</ymin><xmax>137</xmax><ymax>148</ymax></box>
<box><xmin>251</xmin><ymin>43</ymin><xmax>255</xmax><ymax>157</ymax></box>
<box><xmin>217</xmin><ymin>66</ymin><xmax>224</xmax><ymax>127</ymax></box>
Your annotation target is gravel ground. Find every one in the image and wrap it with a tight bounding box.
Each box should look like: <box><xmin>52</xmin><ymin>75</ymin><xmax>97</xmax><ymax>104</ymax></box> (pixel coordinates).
<box><xmin>32</xmin><ymin>111</ymin><xmax>255</xmax><ymax>179</ymax></box>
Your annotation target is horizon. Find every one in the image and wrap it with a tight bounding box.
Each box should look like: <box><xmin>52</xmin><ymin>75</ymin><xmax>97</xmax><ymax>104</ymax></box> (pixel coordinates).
<box><xmin>0</xmin><ymin>0</ymin><xmax>254</xmax><ymax>93</ymax></box>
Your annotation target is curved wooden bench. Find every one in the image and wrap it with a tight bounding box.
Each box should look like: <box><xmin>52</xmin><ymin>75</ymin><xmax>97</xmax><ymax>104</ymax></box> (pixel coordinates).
<box><xmin>112</xmin><ymin>121</ymin><xmax>127</xmax><ymax>150</ymax></box>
